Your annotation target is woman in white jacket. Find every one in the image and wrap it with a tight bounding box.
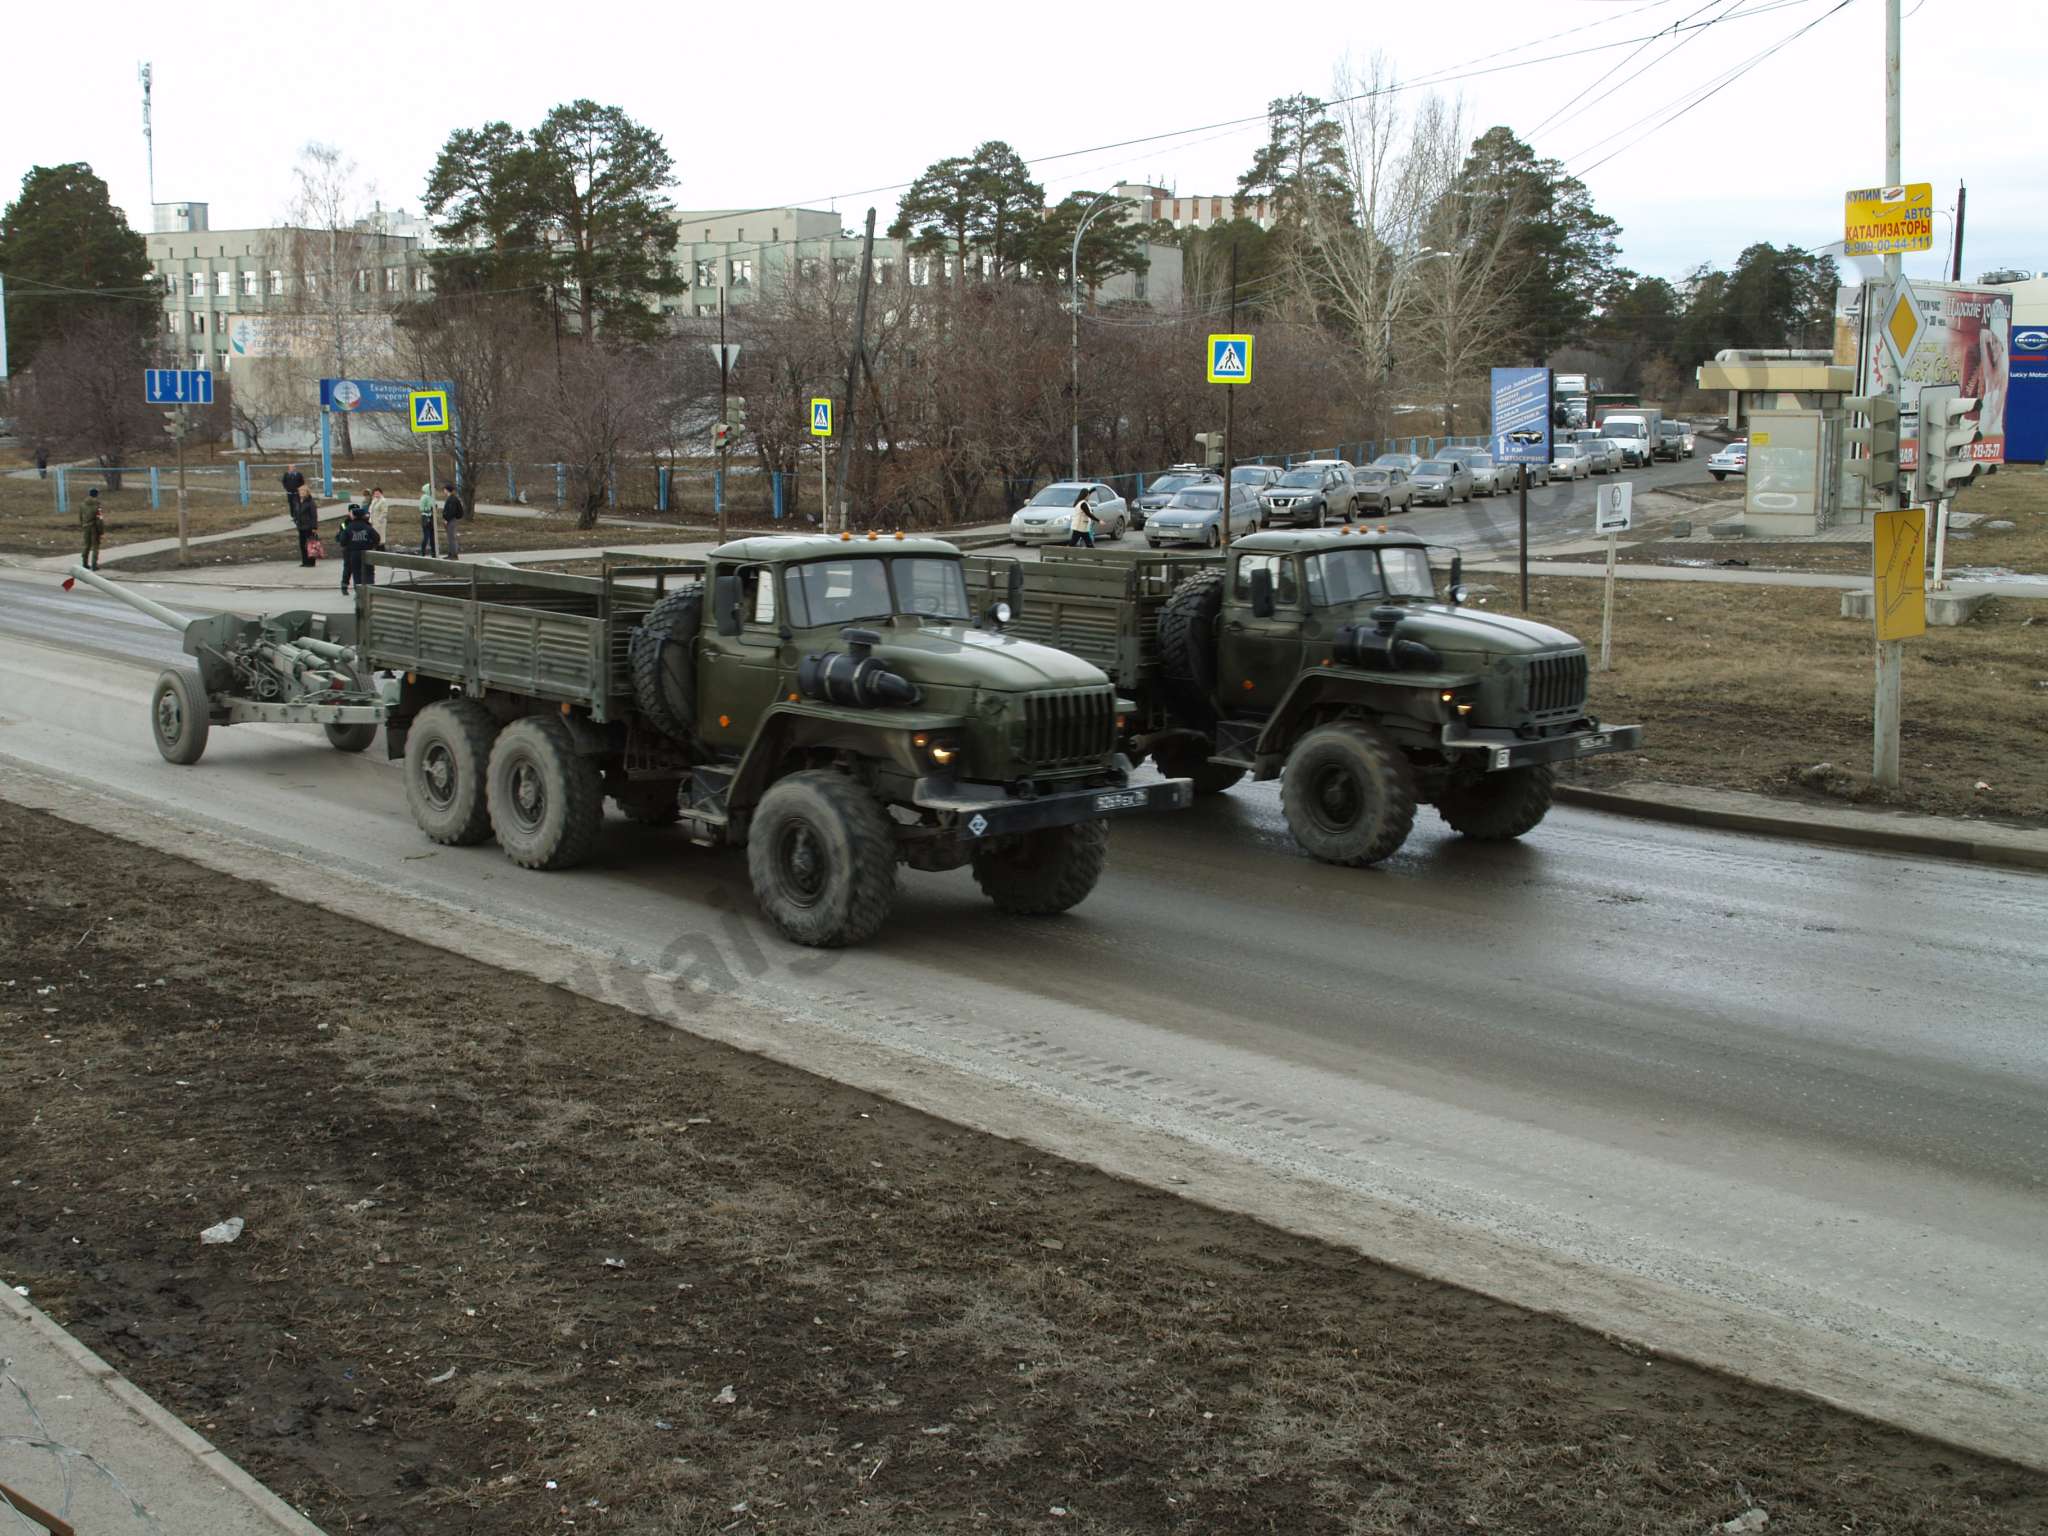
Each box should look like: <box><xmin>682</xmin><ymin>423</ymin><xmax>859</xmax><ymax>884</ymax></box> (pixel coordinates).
<box><xmin>364</xmin><ymin>486</ymin><xmax>390</xmax><ymax>545</ymax></box>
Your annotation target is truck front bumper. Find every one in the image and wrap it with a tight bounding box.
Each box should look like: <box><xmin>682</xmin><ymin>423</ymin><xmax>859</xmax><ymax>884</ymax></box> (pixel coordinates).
<box><xmin>913</xmin><ymin>774</ymin><xmax>1194</xmax><ymax>838</ymax></box>
<box><xmin>1441</xmin><ymin>721</ymin><xmax>1643</xmax><ymax>771</ymax></box>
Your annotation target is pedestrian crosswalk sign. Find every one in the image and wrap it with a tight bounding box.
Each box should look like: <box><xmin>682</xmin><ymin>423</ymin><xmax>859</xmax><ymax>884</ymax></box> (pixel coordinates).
<box><xmin>810</xmin><ymin>398</ymin><xmax>833</xmax><ymax>438</ymax></box>
<box><xmin>408</xmin><ymin>389</ymin><xmax>450</xmax><ymax>434</ymax></box>
<box><xmin>1207</xmin><ymin>333</ymin><xmax>1253</xmax><ymax>385</ymax></box>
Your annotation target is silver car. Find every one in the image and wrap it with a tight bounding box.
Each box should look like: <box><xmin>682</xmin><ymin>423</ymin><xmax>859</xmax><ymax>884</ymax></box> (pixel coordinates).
<box><xmin>1374</xmin><ymin>452</ymin><xmax>1423</xmax><ymax>475</ymax></box>
<box><xmin>1008</xmin><ymin>481</ymin><xmax>1128</xmax><ymax>545</ymax></box>
<box><xmin>1409</xmin><ymin>457</ymin><xmax>1474</xmax><ymax>506</ymax></box>
<box><xmin>1579</xmin><ymin>439</ymin><xmax>1621</xmax><ymax>475</ymax></box>
<box><xmin>1232</xmin><ymin>464</ymin><xmax>1282</xmax><ymax>495</ymax></box>
<box><xmin>1550</xmin><ymin>442</ymin><xmax>1590</xmax><ymax>481</ymax></box>
<box><xmin>1459</xmin><ymin>451</ymin><xmax>1505</xmax><ymax>495</ymax></box>
<box><xmin>1146</xmin><ymin>482</ymin><xmax>1261</xmax><ymax>547</ymax></box>
<box><xmin>1348</xmin><ymin>465</ymin><xmax>1413</xmax><ymax>515</ymax></box>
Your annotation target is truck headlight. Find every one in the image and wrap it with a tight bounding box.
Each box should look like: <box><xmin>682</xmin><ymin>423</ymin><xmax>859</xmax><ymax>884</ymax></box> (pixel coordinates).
<box><xmin>914</xmin><ymin>732</ymin><xmax>962</xmax><ymax>767</ymax></box>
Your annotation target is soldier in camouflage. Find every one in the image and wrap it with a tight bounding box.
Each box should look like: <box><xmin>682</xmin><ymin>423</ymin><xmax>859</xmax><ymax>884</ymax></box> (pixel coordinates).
<box><xmin>79</xmin><ymin>489</ymin><xmax>105</xmax><ymax>570</ymax></box>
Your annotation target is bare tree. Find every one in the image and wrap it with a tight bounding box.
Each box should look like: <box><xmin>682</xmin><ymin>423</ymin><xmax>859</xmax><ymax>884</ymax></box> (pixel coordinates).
<box><xmin>13</xmin><ymin>310</ymin><xmax>160</xmax><ymax>488</ymax></box>
<box><xmin>395</xmin><ymin>293</ymin><xmax>546</xmax><ymax>515</ymax></box>
<box><xmin>516</xmin><ymin>342</ymin><xmax>665</xmax><ymax>528</ymax></box>
<box><xmin>273</xmin><ymin>144</ymin><xmax>395</xmax><ymax>457</ymax></box>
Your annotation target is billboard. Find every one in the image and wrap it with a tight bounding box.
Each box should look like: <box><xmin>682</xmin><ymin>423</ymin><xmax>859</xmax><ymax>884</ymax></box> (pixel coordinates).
<box><xmin>1864</xmin><ymin>280</ymin><xmax>2009</xmax><ymax>468</ymax></box>
<box><xmin>1844</xmin><ymin>183</ymin><xmax>1934</xmax><ymax>257</ymax></box>
<box><xmin>2007</xmin><ymin>321</ymin><xmax>2048</xmax><ymax>464</ymax></box>
<box><xmin>1490</xmin><ymin>367</ymin><xmax>1552</xmax><ymax>463</ymax></box>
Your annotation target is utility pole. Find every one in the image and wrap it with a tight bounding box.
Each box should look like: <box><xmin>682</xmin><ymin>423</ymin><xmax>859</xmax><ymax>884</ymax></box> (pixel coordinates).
<box><xmin>173</xmin><ymin>405</ymin><xmax>190</xmax><ymax>565</ymax></box>
<box><xmin>1222</xmin><ymin>240</ymin><xmax>1238</xmax><ymax>548</ymax></box>
<box><xmin>832</xmin><ymin>209</ymin><xmax>877</xmax><ymax>533</ymax></box>
<box><xmin>1950</xmin><ymin>181</ymin><xmax>1967</xmax><ymax>283</ymax></box>
<box><xmin>1873</xmin><ymin>0</ymin><xmax>1905</xmax><ymax>789</ymax></box>
<box><xmin>717</xmin><ymin>285</ymin><xmax>729</xmax><ymax>544</ymax></box>
<box><xmin>1068</xmin><ymin>190</ymin><xmax>1116</xmax><ymax>481</ymax></box>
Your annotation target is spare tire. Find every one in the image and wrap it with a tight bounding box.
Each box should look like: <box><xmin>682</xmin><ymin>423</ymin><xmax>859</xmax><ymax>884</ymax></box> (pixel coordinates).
<box><xmin>1156</xmin><ymin>567</ymin><xmax>1225</xmax><ymax>726</ymax></box>
<box><xmin>628</xmin><ymin>583</ymin><xmax>703</xmax><ymax>744</ymax></box>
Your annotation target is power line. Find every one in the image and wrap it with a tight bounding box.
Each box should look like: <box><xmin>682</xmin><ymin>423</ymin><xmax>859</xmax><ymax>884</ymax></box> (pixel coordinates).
<box><xmin>1524</xmin><ymin>0</ymin><xmax>1753</xmax><ymax>141</ymax></box>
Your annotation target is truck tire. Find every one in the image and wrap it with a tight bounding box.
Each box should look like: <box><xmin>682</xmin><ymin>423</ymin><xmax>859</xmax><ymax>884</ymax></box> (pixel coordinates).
<box><xmin>747</xmin><ymin>770</ymin><xmax>898</xmax><ymax>947</ymax></box>
<box><xmin>628</xmin><ymin>583</ymin><xmax>703</xmax><ymax>743</ymax></box>
<box><xmin>151</xmin><ymin>668</ymin><xmax>210</xmax><ymax>765</ymax></box>
<box><xmin>1280</xmin><ymin>721</ymin><xmax>1417</xmax><ymax>867</ymax></box>
<box><xmin>1157</xmin><ymin>567</ymin><xmax>1225</xmax><ymax>725</ymax></box>
<box><xmin>404</xmin><ymin>698</ymin><xmax>498</xmax><ymax>846</ymax></box>
<box><xmin>488</xmin><ymin>715</ymin><xmax>604</xmax><ymax>870</ymax></box>
<box><xmin>613</xmin><ymin>778</ymin><xmax>682</xmax><ymax>826</ymax></box>
<box><xmin>1152</xmin><ymin>737</ymin><xmax>1245</xmax><ymax>796</ymax></box>
<box><xmin>1436</xmin><ymin>764</ymin><xmax>1554</xmax><ymax>842</ymax></box>
<box><xmin>971</xmin><ymin>819</ymin><xmax>1108</xmax><ymax>916</ymax></box>
<box><xmin>324</xmin><ymin>722</ymin><xmax>378</xmax><ymax>753</ymax></box>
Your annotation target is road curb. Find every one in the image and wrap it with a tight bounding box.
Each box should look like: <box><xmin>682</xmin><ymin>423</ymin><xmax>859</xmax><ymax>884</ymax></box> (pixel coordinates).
<box><xmin>1555</xmin><ymin>784</ymin><xmax>2048</xmax><ymax>872</ymax></box>
<box><xmin>0</xmin><ymin>1284</ymin><xmax>326</xmax><ymax>1534</ymax></box>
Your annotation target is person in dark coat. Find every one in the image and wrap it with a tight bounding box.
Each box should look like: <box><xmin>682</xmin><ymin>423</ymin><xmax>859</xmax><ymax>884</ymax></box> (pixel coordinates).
<box><xmin>440</xmin><ymin>482</ymin><xmax>465</xmax><ymax>559</ymax></box>
<box><xmin>292</xmin><ymin>491</ymin><xmax>320</xmax><ymax>566</ymax></box>
<box><xmin>35</xmin><ymin>445</ymin><xmax>49</xmax><ymax>479</ymax></box>
<box><xmin>337</xmin><ymin>503</ymin><xmax>382</xmax><ymax>596</ymax></box>
<box><xmin>282</xmin><ymin>463</ymin><xmax>306</xmax><ymax>517</ymax></box>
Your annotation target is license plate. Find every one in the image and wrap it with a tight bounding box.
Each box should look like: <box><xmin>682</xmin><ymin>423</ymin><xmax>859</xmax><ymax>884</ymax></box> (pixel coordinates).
<box><xmin>1094</xmin><ymin>789</ymin><xmax>1145</xmax><ymax>811</ymax></box>
<box><xmin>1576</xmin><ymin>732</ymin><xmax>1612</xmax><ymax>755</ymax></box>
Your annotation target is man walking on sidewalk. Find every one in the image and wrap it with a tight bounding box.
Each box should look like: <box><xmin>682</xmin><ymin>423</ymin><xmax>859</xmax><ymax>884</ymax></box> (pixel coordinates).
<box><xmin>440</xmin><ymin>482</ymin><xmax>465</xmax><ymax>560</ymax></box>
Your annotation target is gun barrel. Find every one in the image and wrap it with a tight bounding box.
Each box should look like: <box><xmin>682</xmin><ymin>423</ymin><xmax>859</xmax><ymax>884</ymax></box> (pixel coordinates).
<box><xmin>65</xmin><ymin>565</ymin><xmax>195</xmax><ymax>633</ymax></box>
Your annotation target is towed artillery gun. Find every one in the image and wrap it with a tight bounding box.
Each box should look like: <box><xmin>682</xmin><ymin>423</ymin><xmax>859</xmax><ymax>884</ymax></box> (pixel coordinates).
<box><xmin>64</xmin><ymin>564</ymin><xmax>389</xmax><ymax>765</ymax></box>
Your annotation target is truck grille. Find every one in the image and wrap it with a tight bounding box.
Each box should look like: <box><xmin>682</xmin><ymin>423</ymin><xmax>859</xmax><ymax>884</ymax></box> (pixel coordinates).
<box><xmin>1525</xmin><ymin>652</ymin><xmax>1589</xmax><ymax>717</ymax></box>
<box><xmin>1021</xmin><ymin>687</ymin><xmax>1116</xmax><ymax>770</ymax></box>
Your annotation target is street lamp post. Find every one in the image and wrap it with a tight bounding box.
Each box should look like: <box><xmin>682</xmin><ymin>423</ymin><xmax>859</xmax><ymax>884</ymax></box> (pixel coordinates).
<box><xmin>1070</xmin><ymin>191</ymin><xmax>1119</xmax><ymax>482</ymax></box>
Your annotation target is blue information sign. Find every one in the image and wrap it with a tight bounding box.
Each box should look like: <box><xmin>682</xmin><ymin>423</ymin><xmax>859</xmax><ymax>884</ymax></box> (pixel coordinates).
<box><xmin>320</xmin><ymin>378</ymin><xmax>453</xmax><ymax>413</ymax></box>
<box><xmin>144</xmin><ymin>368</ymin><xmax>214</xmax><ymax>406</ymax></box>
<box><xmin>1490</xmin><ymin>367</ymin><xmax>1553</xmax><ymax>464</ymax></box>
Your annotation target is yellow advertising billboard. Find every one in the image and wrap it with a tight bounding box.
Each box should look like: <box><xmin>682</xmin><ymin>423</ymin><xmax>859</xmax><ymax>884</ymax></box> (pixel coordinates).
<box><xmin>1844</xmin><ymin>183</ymin><xmax>1933</xmax><ymax>257</ymax></box>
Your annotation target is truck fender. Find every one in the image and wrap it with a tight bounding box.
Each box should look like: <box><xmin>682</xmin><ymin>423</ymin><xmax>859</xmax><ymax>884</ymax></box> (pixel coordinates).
<box><xmin>725</xmin><ymin>703</ymin><xmax>970</xmax><ymax>812</ymax></box>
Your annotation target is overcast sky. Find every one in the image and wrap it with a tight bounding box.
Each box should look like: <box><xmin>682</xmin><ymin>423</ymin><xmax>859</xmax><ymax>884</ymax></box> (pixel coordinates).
<box><xmin>2</xmin><ymin>0</ymin><xmax>2033</xmax><ymax>289</ymax></box>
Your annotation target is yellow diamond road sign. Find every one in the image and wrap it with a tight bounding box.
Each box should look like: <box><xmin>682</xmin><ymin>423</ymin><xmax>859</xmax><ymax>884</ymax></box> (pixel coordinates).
<box><xmin>1886</xmin><ymin>288</ymin><xmax>1921</xmax><ymax>362</ymax></box>
<box><xmin>1845</xmin><ymin>182</ymin><xmax>1933</xmax><ymax>256</ymax></box>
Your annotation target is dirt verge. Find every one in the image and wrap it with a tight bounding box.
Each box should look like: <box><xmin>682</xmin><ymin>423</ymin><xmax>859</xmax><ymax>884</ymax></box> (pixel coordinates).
<box><xmin>2</xmin><ymin>803</ymin><xmax>2043</xmax><ymax>1534</ymax></box>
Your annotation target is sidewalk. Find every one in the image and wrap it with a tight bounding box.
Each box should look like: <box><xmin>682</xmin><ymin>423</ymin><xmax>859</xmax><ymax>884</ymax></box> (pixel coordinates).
<box><xmin>1</xmin><ymin>1284</ymin><xmax>323</xmax><ymax>1534</ymax></box>
<box><xmin>1471</xmin><ymin>556</ymin><xmax>2048</xmax><ymax>600</ymax></box>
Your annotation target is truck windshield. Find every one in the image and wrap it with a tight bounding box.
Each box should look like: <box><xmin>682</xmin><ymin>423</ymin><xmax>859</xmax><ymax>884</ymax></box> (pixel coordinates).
<box><xmin>784</xmin><ymin>556</ymin><xmax>970</xmax><ymax>626</ymax></box>
<box><xmin>1303</xmin><ymin>547</ymin><xmax>1436</xmax><ymax>606</ymax></box>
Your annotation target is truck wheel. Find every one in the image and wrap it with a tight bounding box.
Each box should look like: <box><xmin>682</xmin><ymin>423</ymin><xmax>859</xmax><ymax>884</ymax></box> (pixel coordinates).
<box><xmin>613</xmin><ymin>778</ymin><xmax>682</xmax><ymax>826</ymax></box>
<box><xmin>1280</xmin><ymin>722</ymin><xmax>1416</xmax><ymax>867</ymax></box>
<box><xmin>487</xmin><ymin>715</ymin><xmax>604</xmax><ymax>870</ymax></box>
<box><xmin>324</xmin><ymin>722</ymin><xmax>378</xmax><ymax>753</ymax></box>
<box><xmin>1157</xmin><ymin>567</ymin><xmax>1225</xmax><ymax>726</ymax></box>
<box><xmin>972</xmin><ymin>819</ymin><xmax>1108</xmax><ymax>916</ymax></box>
<box><xmin>404</xmin><ymin>698</ymin><xmax>498</xmax><ymax>846</ymax></box>
<box><xmin>628</xmin><ymin>583</ymin><xmax>703</xmax><ymax>743</ymax></box>
<box><xmin>1153</xmin><ymin>738</ymin><xmax>1245</xmax><ymax>796</ymax></box>
<box><xmin>748</xmin><ymin>770</ymin><xmax>897</xmax><ymax>947</ymax></box>
<box><xmin>151</xmin><ymin>668</ymin><xmax>210</xmax><ymax>765</ymax></box>
<box><xmin>1436</xmin><ymin>765</ymin><xmax>1554</xmax><ymax>842</ymax></box>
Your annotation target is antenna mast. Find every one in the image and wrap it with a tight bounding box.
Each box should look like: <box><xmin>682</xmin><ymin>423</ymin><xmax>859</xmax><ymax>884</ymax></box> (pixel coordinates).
<box><xmin>139</xmin><ymin>62</ymin><xmax>155</xmax><ymax>206</ymax></box>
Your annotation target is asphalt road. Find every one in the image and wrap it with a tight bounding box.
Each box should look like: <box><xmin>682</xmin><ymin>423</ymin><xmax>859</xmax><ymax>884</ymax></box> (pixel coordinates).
<box><xmin>2</xmin><ymin>568</ymin><xmax>2043</xmax><ymax>1462</ymax></box>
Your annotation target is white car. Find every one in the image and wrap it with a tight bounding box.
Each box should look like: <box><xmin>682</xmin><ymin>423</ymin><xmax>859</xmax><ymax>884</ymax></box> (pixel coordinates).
<box><xmin>1550</xmin><ymin>442</ymin><xmax>1590</xmax><ymax>480</ymax></box>
<box><xmin>1707</xmin><ymin>442</ymin><xmax>1748</xmax><ymax>481</ymax></box>
<box><xmin>1009</xmin><ymin>481</ymin><xmax>1127</xmax><ymax>545</ymax></box>
<box><xmin>1680</xmin><ymin>426</ymin><xmax>1697</xmax><ymax>458</ymax></box>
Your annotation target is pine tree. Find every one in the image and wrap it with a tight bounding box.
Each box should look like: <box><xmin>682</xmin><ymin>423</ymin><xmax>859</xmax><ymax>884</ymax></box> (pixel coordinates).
<box><xmin>0</xmin><ymin>164</ymin><xmax>153</xmax><ymax>373</ymax></box>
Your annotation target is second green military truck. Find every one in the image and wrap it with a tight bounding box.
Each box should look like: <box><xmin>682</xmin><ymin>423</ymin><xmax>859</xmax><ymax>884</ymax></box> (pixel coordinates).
<box><xmin>966</xmin><ymin>530</ymin><xmax>1640</xmax><ymax>867</ymax></box>
<box><xmin>357</xmin><ymin>537</ymin><xmax>1192</xmax><ymax>947</ymax></box>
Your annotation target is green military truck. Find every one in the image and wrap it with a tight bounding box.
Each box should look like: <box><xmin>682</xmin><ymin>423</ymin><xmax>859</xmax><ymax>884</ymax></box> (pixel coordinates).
<box><xmin>964</xmin><ymin>530</ymin><xmax>1640</xmax><ymax>867</ymax></box>
<box><xmin>358</xmin><ymin>538</ymin><xmax>1192</xmax><ymax>947</ymax></box>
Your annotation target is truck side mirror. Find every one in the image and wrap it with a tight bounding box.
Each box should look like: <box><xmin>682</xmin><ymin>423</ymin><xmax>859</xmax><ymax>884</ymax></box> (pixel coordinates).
<box><xmin>712</xmin><ymin>572</ymin><xmax>743</xmax><ymax>636</ymax></box>
<box><xmin>1448</xmin><ymin>554</ymin><xmax>1463</xmax><ymax>605</ymax></box>
<box><xmin>1248</xmin><ymin>565</ymin><xmax>1275</xmax><ymax>619</ymax></box>
<box><xmin>1006</xmin><ymin>563</ymin><xmax>1024</xmax><ymax>615</ymax></box>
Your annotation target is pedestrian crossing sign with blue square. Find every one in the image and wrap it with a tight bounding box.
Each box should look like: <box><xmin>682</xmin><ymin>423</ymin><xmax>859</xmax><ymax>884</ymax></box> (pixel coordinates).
<box><xmin>810</xmin><ymin>398</ymin><xmax>833</xmax><ymax>438</ymax></box>
<box><xmin>1207</xmin><ymin>333</ymin><xmax>1253</xmax><ymax>385</ymax></box>
<box><xmin>408</xmin><ymin>389</ymin><xmax>450</xmax><ymax>434</ymax></box>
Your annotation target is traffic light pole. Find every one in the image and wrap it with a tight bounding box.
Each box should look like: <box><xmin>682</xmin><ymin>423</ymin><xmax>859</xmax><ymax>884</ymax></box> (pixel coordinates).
<box><xmin>717</xmin><ymin>288</ymin><xmax>729</xmax><ymax>545</ymax></box>
<box><xmin>175</xmin><ymin>405</ymin><xmax>190</xmax><ymax>566</ymax></box>
<box><xmin>1221</xmin><ymin>241</ymin><xmax>1237</xmax><ymax>549</ymax></box>
<box><xmin>1873</xmin><ymin>0</ymin><xmax>1904</xmax><ymax>790</ymax></box>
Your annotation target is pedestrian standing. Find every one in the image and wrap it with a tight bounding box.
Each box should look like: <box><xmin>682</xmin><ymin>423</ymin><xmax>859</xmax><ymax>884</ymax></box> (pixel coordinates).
<box><xmin>364</xmin><ymin>486</ymin><xmax>390</xmax><ymax>545</ymax></box>
<box><xmin>79</xmin><ymin>488</ymin><xmax>106</xmax><ymax>570</ymax></box>
<box><xmin>337</xmin><ymin>502</ymin><xmax>382</xmax><ymax>596</ymax></box>
<box><xmin>416</xmin><ymin>482</ymin><xmax>437</xmax><ymax>556</ymax></box>
<box><xmin>291</xmin><ymin>491</ymin><xmax>320</xmax><ymax>566</ymax></box>
<box><xmin>440</xmin><ymin>482</ymin><xmax>464</xmax><ymax>560</ymax></box>
<box><xmin>35</xmin><ymin>445</ymin><xmax>49</xmax><ymax>479</ymax></box>
<box><xmin>282</xmin><ymin>462</ymin><xmax>306</xmax><ymax>517</ymax></box>
<box><xmin>1066</xmin><ymin>489</ymin><xmax>1100</xmax><ymax>548</ymax></box>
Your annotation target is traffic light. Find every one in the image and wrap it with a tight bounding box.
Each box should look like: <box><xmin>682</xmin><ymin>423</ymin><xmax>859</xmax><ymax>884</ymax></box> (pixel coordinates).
<box><xmin>724</xmin><ymin>395</ymin><xmax>747</xmax><ymax>428</ymax></box>
<box><xmin>1914</xmin><ymin>384</ymin><xmax>1983</xmax><ymax>502</ymax></box>
<box><xmin>712</xmin><ymin>422</ymin><xmax>730</xmax><ymax>450</ymax></box>
<box><xmin>1840</xmin><ymin>395</ymin><xmax>1900</xmax><ymax>507</ymax></box>
<box><xmin>1194</xmin><ymin>431</ymin><xmax>1225</xmax><ymax>467</ymax></box>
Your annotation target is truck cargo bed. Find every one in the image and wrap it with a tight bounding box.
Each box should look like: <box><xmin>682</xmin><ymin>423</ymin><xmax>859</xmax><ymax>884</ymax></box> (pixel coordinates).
<box><xmin>964</xmin><ymin>549</ymin><xmax>1212</xmax><ymax>693</ymax></box>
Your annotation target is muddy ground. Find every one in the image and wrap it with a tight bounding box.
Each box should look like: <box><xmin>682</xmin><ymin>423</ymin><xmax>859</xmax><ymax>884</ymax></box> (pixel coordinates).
<box><xmin>2</xmin><ymin>802</ymin><xmax>2045</xmax><ymax>1535</ymax></box>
